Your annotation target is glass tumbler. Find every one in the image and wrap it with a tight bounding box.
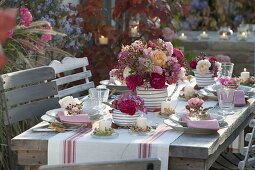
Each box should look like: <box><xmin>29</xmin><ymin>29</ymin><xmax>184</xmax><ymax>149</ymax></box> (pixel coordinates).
<box><xmin>220</xmin><ymin>62</ymin><xmax>234</xmax><ymax>78</ymax></box>
<box><xmin>218</xmin><ymin>88</ymin><xmax>235</xmax><ymax>116</ymax></box>
<box><xmin>89</xmin><ymin>88</ymin><xmax>110</xmax><ymax>110</ymax></box>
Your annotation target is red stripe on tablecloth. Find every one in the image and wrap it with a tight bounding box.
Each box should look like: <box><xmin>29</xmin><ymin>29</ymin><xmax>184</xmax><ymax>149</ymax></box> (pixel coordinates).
<box><xmin>73</xmin><ymin>128</ymin><xmax>91</xmax><ymax>162</ymax></box>
<box><xmin>139</xmin><ymin>126</ymin><xmax>170</xmax><ymax>158</ymax></box>
<box><xmin>64</xmin><ymin>128</ymin><xmax>91</xmax><ymax>163</ymax></box>
<box><xmin>64</xmin><ymin>129</ymin><xmax>83</xmax><ymax>163</ymax></box>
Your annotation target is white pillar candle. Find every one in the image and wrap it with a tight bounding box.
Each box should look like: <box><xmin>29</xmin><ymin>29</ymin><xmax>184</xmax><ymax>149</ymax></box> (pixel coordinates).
<box><xmin>99</xmin><ymin>35</ymin><xmax>108</xmax><ymax>45</ymax></box>
<box><xmin>179</xmin><ymin>32</ymin><xmax>187</xmax><ymax>40</ymax></box>
<box><xmin>99</xmin><ymin>120</ymin><xmax>111</xmax><ymax>131</ymax></box>
<box><xmin>220</xmin><ymin>32</ymin><xmax>228</xmax><ymax>40</ymax></box>
<box><xmin>240</xmin><ymin>68</ymin><xmax>250</xmax><ymax>81</ymax></box>
<box><xmin>161</xmin><ymin>101</ymin><xmax>172</xmax><ymax>113</ymax></box>
<box><xmin>136</xmin><ymin>117</ymin><xmax>147</xmax><ymax>130</ymax></box>
<box><xmin>200</xmin><ymin>31</ymin><xmax>208</xmax><ymax>38</ymax></box>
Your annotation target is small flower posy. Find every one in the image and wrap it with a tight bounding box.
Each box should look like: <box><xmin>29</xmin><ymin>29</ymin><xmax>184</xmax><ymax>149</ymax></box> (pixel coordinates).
<box><xmin>186</xmin><ymin>97</ymin><xmax>204</xmax><ymax>115</ymax></box>
<box><xmin>219</xmin><ymin>77</ymin><xmax>240</xmax><ymax>89</ymax></box>
<box><xmin>111</xmin><ymin>93</ymin><xmax>145</xmax><ymax>116</ymax></box>
<box><xmin>117</xmin><ymin>39</ymin><xmax>186</xmax><ymax>91</ymax></box>
<box><xmin>190</xmin><ymin>53</ymin><xmax>221</xmax><ymax>77</ymax></box>
<box><xmin>59</xmin><ymin>96</ymin><xmax>83</xmax><ymax>115</ymax></box>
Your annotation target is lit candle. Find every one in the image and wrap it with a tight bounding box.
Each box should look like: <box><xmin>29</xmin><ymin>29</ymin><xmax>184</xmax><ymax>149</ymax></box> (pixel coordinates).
<box><xmin>220</xmin><ymin>32</ymin><xmax>228</xmax><ymax>40</ymax></box>
<box><xmin>240</xmin><ymin>68</ymin><xmax>250</xmax><ymax>81</ymax></box>
<box><xmin>99</xmin><ymin>120</ymin><xmax>111</xmax><ymax>131</ymax></box>
<box><xmin>179</xmin><ymin>32</ymin><xmax>187</xmax><ymax>40</ymax></box>
<box><xmin>237</xmin><ymin>31</ymin><xmax>247</xmax><ymax>41</ymax></box>
<box><xmin>200</xmin><ymin>31</ymin><xmax>208</xmax><ymax>39</ymax></box>
<box><xmin>161</xmin><ymin>101</ymin><xmax>172</xmax><ymax>113</ymax></box>
<box><xmin>136</xmin><ymin>116</ymin><xmax>147</xmax><ymax>130</ymax></box>
<box><xmin>98</xmin><ymin>35</ymin><xmax>108</xmax><ymax>45</ymax></box>
<box><xmin>130</xmin><ymin>26</ymin><xmax>138</xmax><ymax>37</ymax></box>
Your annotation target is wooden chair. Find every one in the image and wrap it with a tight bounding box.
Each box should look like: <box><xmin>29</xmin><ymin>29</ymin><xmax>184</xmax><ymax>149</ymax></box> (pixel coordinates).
<box><xmin>38</xmin><ymin>159</ymin><xmax>161</xmax><ymax>170</ymax></box>
<box><xmin>0</xmin><ymin>66</ymin><xmax>60</xmax><ymax>169</ymax></box>
<box><xmin>238</xmin><ymin>119</ymin><xmax>255</xmax><ymax>170</ymax></box>
<box><xmin>48</xmin><ymin>57</ymin><xmax>95</xmax><ymax>99</ymax></box>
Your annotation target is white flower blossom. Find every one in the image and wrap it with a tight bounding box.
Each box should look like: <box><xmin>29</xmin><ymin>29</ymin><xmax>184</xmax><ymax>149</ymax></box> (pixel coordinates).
<box><xmin>196</xmin><ymin>59</ymin><xmax>211</xmax><ymax>75</ymax></box>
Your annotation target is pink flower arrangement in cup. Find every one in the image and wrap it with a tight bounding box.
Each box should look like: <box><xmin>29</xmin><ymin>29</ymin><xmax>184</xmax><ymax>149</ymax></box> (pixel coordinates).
<box><xmin>186</xmin><ymin>97</ymin><xmax>204</xmax><ymax>116</ymax></box>
<box><xmin>190</xmin><ymin>54</ymin><xmax>221</xmax><ymax>77</ymax></box>
<box><xmin>117</xmin><ymin>39</ymin><xmax>186</xmax><ymax>91</ymax></box>
<box><xmin>219</xmin><ymin>77</ymin><xmax>240</xmax><ymax>89</ymax></box>
<box><xmin>111</xmin><ymin>93</ymin><xmax>145</xmax><ymax>116</ymax></box>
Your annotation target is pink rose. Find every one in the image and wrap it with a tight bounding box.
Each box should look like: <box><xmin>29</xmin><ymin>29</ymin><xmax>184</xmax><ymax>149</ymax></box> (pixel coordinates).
<box><xmin>190</xmin><ymin>59</ymin><xmax>197</xmax><ymax>69</ymax></box>
<box><xmin>173</xmin><ymin>48</ymin><xmax>185</xmax><ymax>67</ymax></box>
<box><xmin>126</xmin><ymin>74</ymin><xmax>144</xmax><ymax>91</ymax></box>
<box><xmin>153</xmin><ymin>66</ymin><xmax>163</xmax><ymax>75</ymax></box>
<box><xmin>187</xmin><ymin>97</ymin><xmax>204</xmax><ymax>109</ymax></box>
<box><xmin>119</xmin><ymin>100</ymin><xmax>137</xmax><ymax>115</ymax></box>
<box><xmin>20</xmin><ymin>7</ymin><xmax>32</xmax><ymax>27</ymax></box>
<box><xmin>150</xmin><ymin>72</ymin><xmax>166</xmax><ymax>89</ymax></box>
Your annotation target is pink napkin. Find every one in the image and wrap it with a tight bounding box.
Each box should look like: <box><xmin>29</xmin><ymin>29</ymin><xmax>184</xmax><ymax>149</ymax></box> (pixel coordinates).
<box><xmin>186</xmin><ymin>120</ymin><xmax>220</xmax><ymax>130</ymax></box>
<box><xmin>180</xmin><ymin>114</ymin><xmax>220</xmax><ymax>130</ymax></box>
<box><xmin>57</xmin><ymin>111</ymin><xmax>90</xmax><ymax>125</ymax></box>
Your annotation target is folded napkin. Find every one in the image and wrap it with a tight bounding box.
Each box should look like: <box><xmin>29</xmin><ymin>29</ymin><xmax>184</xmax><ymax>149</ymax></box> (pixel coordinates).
<box><xmin>181</xmin><ymin>114</ymin><xmax>220</xmax><ymax>130</ymax></box>
<box><xmin>187</xmin><ymin>120</ymin><xmax>220</xmax><ymax>130</ymax></box>
<box><xmin>57</xmin><ymin>111</ymin><xmax>90</xmax><ymax>125</ymax></box>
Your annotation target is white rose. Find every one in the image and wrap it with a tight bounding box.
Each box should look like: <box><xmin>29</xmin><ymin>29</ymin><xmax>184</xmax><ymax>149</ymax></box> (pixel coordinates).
<box><xmin>178</xmin><ymin>67</ymin><xmax>186</xmax><ymax>79</ymax></box>
<box><xmin>123</xmin><ymin>66</ymin><xmax>132</xmax><ymax>79</ymax></box>
<box><xmin>59</xmin><ymin>96</ymin><xmax>80</xmax><ymax>109</ymax></box>
<box><xmin>196</xmin><ymin>59</ymin><xmax>211</xmax><ymax>75</ymax></box>
<box><xmin>183</xmin><ymin>86</ymin><xmax>196</xmax><ymax>99</ymax></box>
<box><xmin>59</xmin><ymin>96</ymin><xmax>74</xmax><ymax>109</ymax></box>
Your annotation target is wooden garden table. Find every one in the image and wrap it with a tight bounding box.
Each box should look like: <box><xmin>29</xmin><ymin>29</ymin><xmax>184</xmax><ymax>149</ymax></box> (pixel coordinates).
<box><xmin>11</xmin><ymin>98</ymin><xmax>255</xmax><ymax>170</ymax></box>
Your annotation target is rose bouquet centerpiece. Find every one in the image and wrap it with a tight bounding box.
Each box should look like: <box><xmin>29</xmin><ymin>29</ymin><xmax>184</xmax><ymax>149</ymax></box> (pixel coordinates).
<box><xmin>190</xmin><ymin>54</ymin><xmax>221</xmax><ymax>87</ymax></box>
<box><xmin>117</xmin><ymin>39</ymin><xmax>186</xmax><ymax>110</ymax></box>
<box><xmin>109</xmin><ymin>93</ymin><xmax>145</xmax><ymax>126</ymax></box>
<box><xmin>117</xmin><ymin>39</ymin><xmax>186</xmax><ymax>91</ymax></box>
